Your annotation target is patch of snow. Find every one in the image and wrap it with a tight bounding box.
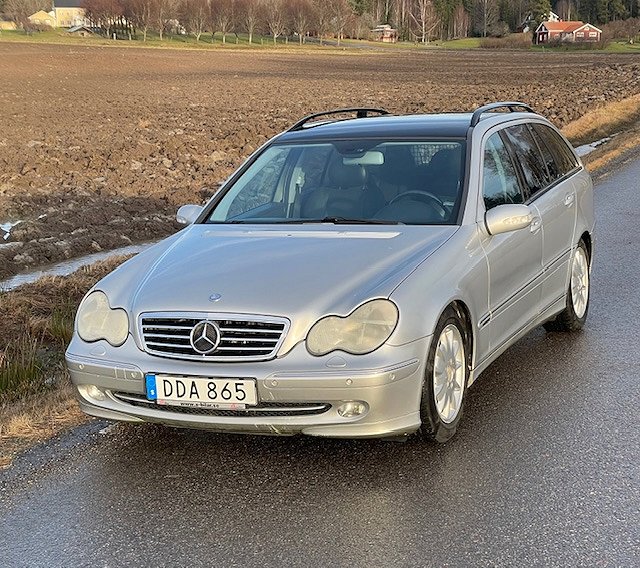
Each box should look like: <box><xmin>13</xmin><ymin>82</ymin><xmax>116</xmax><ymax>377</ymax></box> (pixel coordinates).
<box><xmin>0</xmin><ymin>220</ymin><xmax>22</xmax><ymax>240</ymax></box>
<box><xmin>575</xmin><ymin>135</ymin><xmax>614</xmax><ymax>157</ymax></box>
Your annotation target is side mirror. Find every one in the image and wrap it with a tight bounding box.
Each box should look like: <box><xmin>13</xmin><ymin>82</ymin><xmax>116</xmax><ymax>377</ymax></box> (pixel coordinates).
<box><xmin>176</xmin><ymin>204</ymin><xmax>204</xmax><ymax>226</ymax></box>
<box><xmin>485</xmin><ymin>204</ymin><xmax>533</xmax><ymax>236</ymax></box>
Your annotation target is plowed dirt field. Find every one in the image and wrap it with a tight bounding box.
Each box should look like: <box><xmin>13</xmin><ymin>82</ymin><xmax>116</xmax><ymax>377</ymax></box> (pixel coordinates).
<box><xmin>1</xmin><ymin>43</ymin><xmax>638</xmax><ymax>279</ymax></box>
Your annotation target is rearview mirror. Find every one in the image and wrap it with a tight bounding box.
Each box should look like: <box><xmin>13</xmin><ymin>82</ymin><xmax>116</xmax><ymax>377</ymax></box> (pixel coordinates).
<box><xmin>343</xmin><ymin>151</ymin><xmax>384</xmax><ymax>166</ymax></box>
<box><xmin>176</xmin><ymin>204</ymin><xmax>204</xmax><ymax>226</ymax></box>
<box><xmin>484</xmin><ymin>204</ymin><xmax>533</xmax><ymax>236</ymax></box>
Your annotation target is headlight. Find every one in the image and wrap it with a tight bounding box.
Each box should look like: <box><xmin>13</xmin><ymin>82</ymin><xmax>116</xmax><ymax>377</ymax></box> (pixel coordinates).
<box><xmin>306</xmin><ymin>299</ymin><xmax>399</xmax><ymax>356</ymax></box>
<box><xmin>76</xmin><ymin>291</ymin><xmax>129</xmax><ymax>346</ymax></box>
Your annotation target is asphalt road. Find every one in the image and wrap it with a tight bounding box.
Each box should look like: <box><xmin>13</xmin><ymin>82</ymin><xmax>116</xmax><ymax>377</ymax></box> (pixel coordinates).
<box><xmin>1</xmin><ymin>158</ymin><xmax>639</xmax><ymax>568</ymax></box>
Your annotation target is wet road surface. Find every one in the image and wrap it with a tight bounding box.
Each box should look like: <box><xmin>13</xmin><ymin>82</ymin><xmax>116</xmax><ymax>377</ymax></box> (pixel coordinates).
<box><xmin>1</xmin><ymin>158</ymin><xmax>639</xmax><ymax>567</ymax></box>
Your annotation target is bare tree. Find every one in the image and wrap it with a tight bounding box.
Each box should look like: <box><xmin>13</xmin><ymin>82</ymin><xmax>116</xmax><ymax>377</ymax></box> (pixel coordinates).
<box><xmin>4</xmin><ymin>0</ymin><xmax>49</xmax><ymax>26</ymax></box>
<box><xmin>237</xmin><ymin>0</ymin><xmax>261</xmax><ymax>43</ymax></box>
<box><xmin>215</xmin><ymin>0</ymin><xmax>236</xmax><ymax>43</ymax></box>
<box><xmin>152</xmin><ymin>0</ymin><xmax>176</xmax><ymax>40</ymax></box>
<box><xmin>474</xmin><ymin>0</ymin><xmax>497</xmax><ymax>37</ymax></box>
<box><xmin>179</xmin><ymin>0</ymin><xmax>208</xmax><ymax>41</ymax></box>
<box><xmin>328</xmin><ymin>0</ymin><xmax>353</xmax><ymax>45</ymax></box>
<box><xmin>83</xmin><ymin>0</ymin><xmax>124</xmax><ymax>37</ymax></box>
<box><xmin>263</xmin><ymin>0</ymin><xmax>286</xmax><ymax>44</ymax></box>
<box><xmin>288</xmin><ymin>0</ymin><xmax>313</xmax><ymax>44</ymax></box>
<box><xmin>126</xmin><ymin>0</ymin><xmax>154</xmax><ymax>40</ymax></box>
<box><xmin>410</xmin><ymin>0</ymin><xmax>439</xmax><ymax>42</ymax></box>
<box><xmin>451</xmin><ymin>3</ymin><xmax>470</xmax><ymax>38</ymax></box>
<box><xmin>313</xmin><ymin>0</ymin><xmax>331</xmax><ymax>44</ymax></box>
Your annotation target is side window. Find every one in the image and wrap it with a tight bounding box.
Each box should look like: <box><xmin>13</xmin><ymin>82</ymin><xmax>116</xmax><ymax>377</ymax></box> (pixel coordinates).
<box><xmin>482</xmin><ymin>132</ymin><xmax>524</xmax><ymax>210</ymax></box>
<box><xmin>293</xmin><ymin>145</ymin><xmax>333</xmax><ymax>192</ymax></box>
<box><xmin>502</xmin><ymin>124</ymin><xmax>549</xmax><ymax>199</ymax></box>
<box><xmin>528</xmin><ymin>124</ymin><xmax>560</xmax><ymax>181</ymax></box>
<box><xmin>226</xmin><ymin>147</ymin><xmax>289</xmax><ymax>218</ymax></box>
<box><xmin>532</xmin><ymin>124</ymin><xmax>579</xmax><ymax>176</ymax></box>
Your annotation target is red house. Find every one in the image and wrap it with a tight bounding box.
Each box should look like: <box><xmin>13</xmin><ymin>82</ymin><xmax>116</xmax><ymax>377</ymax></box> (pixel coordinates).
<box><xmin>535</xmin><ymin>21</ymin><xmax>602</xmax><ymax>44</ymax></box>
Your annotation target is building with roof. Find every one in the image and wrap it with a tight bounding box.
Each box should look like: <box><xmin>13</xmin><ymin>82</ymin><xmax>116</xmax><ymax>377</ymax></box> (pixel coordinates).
<box><xmin>53</xmin><ymin>0</ymin><xmax>87</xmax><ymax>28</ymax></box>
<box><xmin>535</xmin><ymin>21</ymin><xmax>602</xmax><ymax>44</ymax></box>
<box><xmin>67</xmin><ymin>24</ymin><xmax>95</xmax><ymax>36</ymax></box>
<box><xmin>28</xmin><ymin>10</ymin><xmax>56</xmax><ymax>27</ymax></box>
<box><xmin>371</xmin><ymin>24</ymin><xmax>398</xmax><ymax>43</ymax></box>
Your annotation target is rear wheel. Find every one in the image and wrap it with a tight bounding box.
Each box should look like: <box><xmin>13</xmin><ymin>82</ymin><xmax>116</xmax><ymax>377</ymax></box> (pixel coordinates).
<box><xmin>420</xmin><ymin>307</ymin><xmax>470</xmax><ymax>443</ymax></box>
<box><xmin>544</xmin><ymin>240</ymin><xmax>590</xmax><ymax>332</ymax></box>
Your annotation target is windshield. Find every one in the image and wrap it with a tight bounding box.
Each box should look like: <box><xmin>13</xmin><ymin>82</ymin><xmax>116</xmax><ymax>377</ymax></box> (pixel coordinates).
<box><xmin>206</xmin><ymin>140</ymin><xmax>466</xmax><ymax>225</ymax></box>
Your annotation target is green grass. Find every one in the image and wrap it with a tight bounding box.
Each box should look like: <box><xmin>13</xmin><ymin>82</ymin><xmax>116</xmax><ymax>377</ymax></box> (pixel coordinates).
<box><xmin>602</xmin><ymin>41</ymin><xmax>640</xmax><ymax>53</ymax></box>
<box><xmin>0</xmin><ymin>29</ymin><xmax>487</xmax><ymax>52</ymax></box>
<box><xmin>436</xmin><ymin>37</ymin><xmax>483</xmax><ymax>49</ymax></box>
<box><xmin>0</xmin><ymin>29</ymin><xmax>373</xmax><ymax>51</ymax></box>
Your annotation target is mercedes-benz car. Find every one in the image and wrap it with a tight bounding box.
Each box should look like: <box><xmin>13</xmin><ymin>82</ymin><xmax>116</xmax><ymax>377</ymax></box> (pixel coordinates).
<box><xmin>66</xmin><ymin>103</ymin><xmax>594</xmax><ymax>442</ymax></box>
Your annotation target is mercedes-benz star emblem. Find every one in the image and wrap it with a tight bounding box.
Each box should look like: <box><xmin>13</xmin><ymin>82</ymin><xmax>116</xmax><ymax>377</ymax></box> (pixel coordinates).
<box><xmin>190</xmin><ymin>321</ymin><xmax>221</xmax><ymax>354</ymax></box>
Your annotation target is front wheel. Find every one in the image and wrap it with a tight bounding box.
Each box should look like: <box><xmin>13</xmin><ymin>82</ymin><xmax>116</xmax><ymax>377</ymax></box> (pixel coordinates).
<box><xmin>420</xmin><ymin>307</ymin><xmax>470</xmax><ymax>443</ymax></box>
<box><xmin>544</xmin><ymin>239</ymin><xmax>590</xmax><ymax>332</ymax></box>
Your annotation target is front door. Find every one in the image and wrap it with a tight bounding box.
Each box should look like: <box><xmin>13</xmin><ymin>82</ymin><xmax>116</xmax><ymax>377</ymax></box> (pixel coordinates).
<box><xmin>479</xmin><ymin>131</ymin><xmax>544</xmax><ymax>354</ymax></box>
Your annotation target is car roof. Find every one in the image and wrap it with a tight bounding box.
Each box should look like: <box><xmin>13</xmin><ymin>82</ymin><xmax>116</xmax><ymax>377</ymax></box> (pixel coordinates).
<box><xmin>277</xmin><ymin>112</ymin><xmax>541</xmax><ymax>143</ymax></box>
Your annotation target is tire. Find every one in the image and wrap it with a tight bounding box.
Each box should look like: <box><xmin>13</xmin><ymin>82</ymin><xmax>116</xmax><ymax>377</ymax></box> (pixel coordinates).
<box><xmin>543</xmin><ymin>239</ymin><xmax>590</xmax><ymax>332</ymax></box>
<box><xmin>420</xmin><ymin>306</ymin><xmax>470</xmax><ymax>443</ymax></box>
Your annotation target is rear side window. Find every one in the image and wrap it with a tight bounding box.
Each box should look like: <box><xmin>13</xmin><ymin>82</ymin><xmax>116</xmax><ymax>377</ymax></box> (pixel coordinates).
<box><xmin>528</xmin><ymin>124</ymin><xmax>560</xmax><ymax>181</ymax></box>
<box><xmin>482</xmin><ymin>132</ymin><xmax>524</xmax><ymax>210</ymax></box>
<box><xmin>532</xmin><ymin>124</ymin><xmax>579</xmax><ymax>176</ymax></box>
<box><xmin>502</xmin><ymin>124</ymin><xmax>549</xmax><ymax>199</ymax></box>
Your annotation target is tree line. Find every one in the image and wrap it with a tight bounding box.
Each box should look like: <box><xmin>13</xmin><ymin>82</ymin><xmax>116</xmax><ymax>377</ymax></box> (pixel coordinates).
<box><xmin>1</xmin><ymin>0</ymin><xmax>638</xmax><ymax>40</ymax></box>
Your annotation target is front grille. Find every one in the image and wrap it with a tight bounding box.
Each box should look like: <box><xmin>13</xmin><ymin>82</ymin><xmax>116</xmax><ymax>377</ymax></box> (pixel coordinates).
<box><xmin>112</xmin><ymin>392</ymin><xmax>331</xmax><ymax>417</ymax></box>
<box><xmin>139</xmin><ymin>312</ymin><xmax>289</xmax><ymax>362</ymax></box>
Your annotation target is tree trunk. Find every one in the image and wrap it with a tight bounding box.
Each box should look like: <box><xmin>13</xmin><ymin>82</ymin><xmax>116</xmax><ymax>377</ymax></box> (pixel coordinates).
<box><xmin>248</xmin><ymin>31</ymin><xmax>252</xmax><ymax>43</ymax></box>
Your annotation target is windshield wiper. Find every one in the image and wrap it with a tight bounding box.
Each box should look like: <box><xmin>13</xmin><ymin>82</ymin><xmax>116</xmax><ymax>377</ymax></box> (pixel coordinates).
<box><xmin>273</xmin><ymin>217</ymin><xmax>404</xmax><ymax>225</ymax></box>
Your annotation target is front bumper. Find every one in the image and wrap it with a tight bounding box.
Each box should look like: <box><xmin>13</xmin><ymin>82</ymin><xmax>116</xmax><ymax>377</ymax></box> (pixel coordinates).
<box><xmin>66</xmin><ymin>335</ymin><xmax>430</xmax><ymax>438</ymax></box>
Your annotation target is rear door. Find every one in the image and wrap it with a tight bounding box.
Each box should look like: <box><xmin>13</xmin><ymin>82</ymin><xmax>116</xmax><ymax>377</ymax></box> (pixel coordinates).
<box><xmin>478</xmin><ymin>130</ymin><xmax>544</xmax><ymax>355</ymax></box>
<box><xmin>503</xmin><ymin>123</ymin><xmax>578</xmax><ymax>309</ymax></box>
<box><xmin>530</xmin><ymin>123</ymin><xmax>581</xmax><ymax>303</ymax></box>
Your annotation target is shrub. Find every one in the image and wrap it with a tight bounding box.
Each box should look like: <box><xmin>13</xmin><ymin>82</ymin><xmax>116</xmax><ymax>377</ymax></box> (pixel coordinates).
<box><xmin>480</xmin><ymin>33</ymin><xmax>532</xmax><ymax>49</ymax></box>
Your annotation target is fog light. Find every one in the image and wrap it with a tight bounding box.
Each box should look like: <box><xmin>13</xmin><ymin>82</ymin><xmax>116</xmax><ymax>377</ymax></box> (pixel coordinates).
<box><xmin>86</xmin><ymin>385</ymin><xmax>106</xmax><ymax>401</ymax></box>
<box><xmin>337</xmin><ymin>401</ymin><xmax>366</xmax><ymax>418</ymax></box>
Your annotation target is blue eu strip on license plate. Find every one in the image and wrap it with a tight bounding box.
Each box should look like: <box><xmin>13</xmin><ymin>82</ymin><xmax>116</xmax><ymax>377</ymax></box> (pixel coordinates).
<box><xmin>145</xmin><ymin>373</ymin><xmax>157</xmax><ymax>401</ymax></box>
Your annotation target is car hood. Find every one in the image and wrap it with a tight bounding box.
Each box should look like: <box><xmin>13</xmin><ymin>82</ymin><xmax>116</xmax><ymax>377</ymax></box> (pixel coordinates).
<box><xmin>99</xmin><ymin>224</ymin><xmax>457</xmax><ymax>350</ymax></box>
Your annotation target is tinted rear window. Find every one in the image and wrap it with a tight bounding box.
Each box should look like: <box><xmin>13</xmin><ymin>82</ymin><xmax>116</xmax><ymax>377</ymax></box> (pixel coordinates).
<box><xmin>532</xmin><ymin>124</ymin><xmax>579</xmax><ymax>177</ymax></box>
<box><xmin>502</xmin><ymin>125</ymin><xmax>549</xmax><ymax>199</ymax></box>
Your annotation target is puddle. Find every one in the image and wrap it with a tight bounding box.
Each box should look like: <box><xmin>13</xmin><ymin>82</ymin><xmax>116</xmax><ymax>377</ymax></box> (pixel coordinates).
<box><xmin>0</xmin><ymin>241</ymin><xmax>157</xmax><ymax>292</ymax></box>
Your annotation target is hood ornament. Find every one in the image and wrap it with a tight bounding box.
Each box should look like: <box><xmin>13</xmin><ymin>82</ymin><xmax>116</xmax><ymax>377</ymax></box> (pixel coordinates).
<box><xmin>209</xmin><ymin>293</ymin><xmax>222</xmax><ymax>302</ymax></box>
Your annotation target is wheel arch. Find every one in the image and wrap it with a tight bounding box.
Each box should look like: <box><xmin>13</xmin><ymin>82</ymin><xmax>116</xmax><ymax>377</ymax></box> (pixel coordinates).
<box><xmin>442</xmin><ymin>299</ymin><xmax>475</xmax><ymax>372</ymax></box>
<box><xmin>579</xmin><ymin>230</ymin><xmax>593</xmax><ymax>265</ymax></box>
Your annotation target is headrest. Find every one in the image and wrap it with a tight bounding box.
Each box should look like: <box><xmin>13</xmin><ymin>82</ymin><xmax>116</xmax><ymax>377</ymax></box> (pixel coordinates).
<box><xmin>327</xmin><ymin>159</ymin><xmax>366</xmax><ymax>188</ymax></box>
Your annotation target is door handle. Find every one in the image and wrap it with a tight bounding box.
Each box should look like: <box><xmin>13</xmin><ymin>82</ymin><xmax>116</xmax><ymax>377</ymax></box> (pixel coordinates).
<box><xmin>564</xmin><ymin>193</ymin><xmax>575</xmax><ymax>207</ymax></box>
<box><xmin>530</xmin><ymin>216</ymin><xmax>541</xmax><ymax>233</ymax></box>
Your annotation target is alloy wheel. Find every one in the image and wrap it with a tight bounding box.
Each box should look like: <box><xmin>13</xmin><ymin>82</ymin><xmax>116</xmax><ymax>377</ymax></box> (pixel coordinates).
<box><xmin>433</xmin><ymin>324</ymin><xmax>466</xmax><ymax>424</ymax></box>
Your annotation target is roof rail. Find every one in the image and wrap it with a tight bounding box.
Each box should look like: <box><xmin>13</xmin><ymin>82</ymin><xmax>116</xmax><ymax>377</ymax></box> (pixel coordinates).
<box><xmin>470</xmin><ymin>102</ymin><xmax>535</xmax><ymax>127</ymax></box>
<box><xmin>287</xmin><ymin>108</ymin><xmax>391</xmax><ymax>132</ymax></box>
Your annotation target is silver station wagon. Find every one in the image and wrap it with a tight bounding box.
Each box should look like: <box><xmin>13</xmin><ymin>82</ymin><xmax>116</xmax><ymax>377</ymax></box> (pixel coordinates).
<box><xmin>66</xmin><ymin>103</ymin><xmax>594</xmax><ymax>442</ymax></box>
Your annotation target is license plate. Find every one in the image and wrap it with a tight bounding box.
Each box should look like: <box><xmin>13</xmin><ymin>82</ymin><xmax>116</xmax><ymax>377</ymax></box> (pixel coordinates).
<box><xmin>145</xmin><ymin>374</ymin><xmax>257</xmax><ymax>409</ymax></box>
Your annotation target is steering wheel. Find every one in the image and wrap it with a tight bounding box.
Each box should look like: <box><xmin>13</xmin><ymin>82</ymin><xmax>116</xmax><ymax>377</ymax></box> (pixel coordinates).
<box><xmin>388</xmin><ymin>190</ymin><xmax>447</xmax><ymax>219</ymax></box>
